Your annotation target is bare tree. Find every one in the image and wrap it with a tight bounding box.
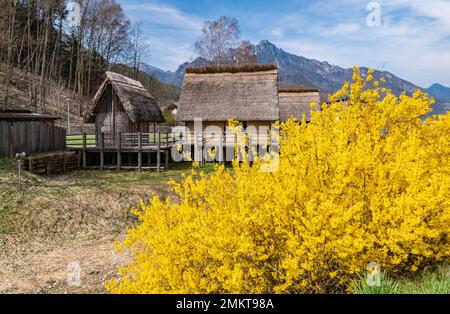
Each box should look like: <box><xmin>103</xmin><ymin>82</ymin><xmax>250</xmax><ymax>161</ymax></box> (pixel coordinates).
<box><xmin>128</xmin><ymin>22</ymin><xmax>150</xmax><ymax>80</ymax></box>
<box><xmin>195</xmin><ymin>16</ymin><xmax>240</xmax><ymax>65</ymax></box>
<box><xmin>234</xmin><ymin>40</ymin><xmax>257</xmax><ymax>65</ymax></box>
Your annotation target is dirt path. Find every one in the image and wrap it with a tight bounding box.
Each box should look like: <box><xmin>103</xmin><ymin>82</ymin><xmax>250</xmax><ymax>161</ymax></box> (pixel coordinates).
<box><xmin>0</xmin><ymin>165</ymin><xmax>190</xmax><ymax>293</ymax></box>
<box><xmin>0</xmin><ymin>235</ymin><xmax>130</xmax><ymax>293</ymax></box>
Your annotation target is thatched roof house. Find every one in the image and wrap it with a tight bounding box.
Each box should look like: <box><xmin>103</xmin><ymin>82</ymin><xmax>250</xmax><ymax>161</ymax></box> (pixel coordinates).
<box><xmin>278</xmin><ymin>87</ymin><xmax>321</xmax><ymax>122</ymax></box>
<box><xmin>85</xmin><ymin>71</ymin><xmax>164</xmax><ymax>136</ymax></box>
<box><xmin>177</xmin><ymin>64</ymin><xmax>279</xmax><ymax>124</ymax></box>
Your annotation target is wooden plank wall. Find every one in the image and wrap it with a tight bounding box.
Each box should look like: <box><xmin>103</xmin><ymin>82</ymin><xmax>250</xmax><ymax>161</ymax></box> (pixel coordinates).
<box><xmin>0</xmin><ymin>121</ymin><xmax>66</xmax><ymax>157</ymax></box>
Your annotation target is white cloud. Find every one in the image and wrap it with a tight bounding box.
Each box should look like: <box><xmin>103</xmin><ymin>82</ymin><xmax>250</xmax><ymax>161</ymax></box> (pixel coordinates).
<box><xmin>124</xmin><ymin>2</ymin><xmax>203</xmax><ymax>32</ymax></box>
<box><xmin>269</xmin><ymin>27</ymin><xmax>284</xmax><ymax>38</ymax></box>
<box><xmin>143</xmin><ymin>37</ymin><xmax>195</xmax><ymax>72</ymax></box>
<box><xmin>120</xmin><ymin>0</ymin><xmax>450</xmax><ymax>86</ymax></box>
<box><xmin>317</xmin><ymin>23</ymin><xmax>360</xmax><ymax>37</ymax></box>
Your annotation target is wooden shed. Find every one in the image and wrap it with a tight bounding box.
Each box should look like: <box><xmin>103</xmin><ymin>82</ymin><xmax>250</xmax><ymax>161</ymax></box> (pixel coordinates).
<box><xmin>278</xmin><ymin>88</ymin><xmax>321</xmax><ymax>122</ymax></box>
<box><xmin>0</xmin><ymin>110</ymin><xmax>65</xmax><ymax>156</ymax></box>
<box><xmin>85</xmin><ymin>71</ymin><xmax>165</xmax><ymax>143</ymax></box>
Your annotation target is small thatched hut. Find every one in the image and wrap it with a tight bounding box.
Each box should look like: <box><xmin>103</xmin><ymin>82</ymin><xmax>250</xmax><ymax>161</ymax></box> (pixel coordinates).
<box><xmin>177</xmin><ymin>64</ymin><xmax>279</xmax><ymax>139</ymax></box>
<box><xmin>278</xmin><ymin>88</ymin><xmax>321</xmax><ymax>122</ymax></box>
<box><xmin>85</xmin><ymin>71</ymin><xmax>164</xmax><ymax>137</ymax></box>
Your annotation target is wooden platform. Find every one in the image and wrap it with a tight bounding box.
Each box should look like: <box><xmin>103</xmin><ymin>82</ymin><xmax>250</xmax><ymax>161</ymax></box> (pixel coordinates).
<box><xmin>67</xmin><ymin>132</ymin><xmax>176</xmax><ymax>171</ymax></box>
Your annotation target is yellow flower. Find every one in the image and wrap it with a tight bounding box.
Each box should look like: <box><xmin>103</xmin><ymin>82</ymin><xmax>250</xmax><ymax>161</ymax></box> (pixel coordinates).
<box><xmin>105</xmin><ymin>68</ymin><xmax>449</xmax><ymax>294</ymax></box>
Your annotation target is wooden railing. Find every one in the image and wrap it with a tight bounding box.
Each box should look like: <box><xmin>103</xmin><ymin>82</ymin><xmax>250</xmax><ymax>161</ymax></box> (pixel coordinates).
<box><xmin>180</xmin><ymin>131</ymin><xmax>272</xmax><ymax>146</ymax></box>
<box><xmin>66</xmin><ymin>131</ymin><xmax>273</xmax><ymax>149</ymax></box>
<box><xmin>66</xmin><ymin>132</ymin><xmax>182</xmax><ymax>149</ymax></box>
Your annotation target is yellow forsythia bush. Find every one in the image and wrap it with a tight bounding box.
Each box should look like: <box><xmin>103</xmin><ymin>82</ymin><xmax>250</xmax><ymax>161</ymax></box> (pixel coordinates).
<box><xmin>106</xmin><ymin>68</ymin><xmax>450</xmax><ymax>293</ymax></box>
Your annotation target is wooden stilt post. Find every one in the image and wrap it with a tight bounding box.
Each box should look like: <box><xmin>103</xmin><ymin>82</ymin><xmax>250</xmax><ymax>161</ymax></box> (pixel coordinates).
<box><xmin>100</xmin><ymin>132</ymin><xmax>105</xmax><ymax>170</ymax></box>
<box><xmin>46</xmin><ymin>158</ymin><xmax>50</xmax><ymax>175</ymax></box>
<box><xmin>82</xmin><ymin>133</ymin><xmax>87</xmax><ymax>168</ymax></box>
<box><xmin>219</xmin><ymin>132</ymin><xmax>224</xmax><ymax>164</ymax></box>
<box><xmin>138</xmin><ymin>132</ymin><xmax>142</xmax><ymax>172</ymax></box>
<box><xmin>193</xmin><ymin>131</ymin><xmax>197</xmax><ymax>164</ymax></box>
<box><xmin>157</xmin><ymin>132</ymin><xmax>161</xmax><ymax>172</ymax></box>
<box><xmin>117</xmin><ymin>132</ymin><xmax>122</xmax><ymax>170</ymax></box>
<box><xmin>248</xmin><ymin>136</ymin><xmax>253</xmax><ymax>166</ymax></box>
<box><xmin>62</xmin><ymin>152</ymin><xmax>66</xmax><ymax>172</ymax></box>
<box><xmin>165</xmin><ymin>149</ymin><xmax>169</xmax><ymax>169</ymax></box>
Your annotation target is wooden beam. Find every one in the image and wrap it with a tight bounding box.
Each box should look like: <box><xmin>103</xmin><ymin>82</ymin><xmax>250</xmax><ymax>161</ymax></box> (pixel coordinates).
<box><xmin>100</xmin><ymin>132</ymin><xmax>105</xmax><ymax>170</ymax></box>
<box><xmin>138</xmin><ymin>132</ymin><xmax>142</xmax><ymax>172</ymax></box>
<box><xmin>62</xmin><ymin>152</ymin><xmax>66</xmax><ymax>172</ymax></box>
<box><xmin>248</xmin><ymin>136</ymin><xmax>252</xmax><ymax>166</ymax></box>
<box><xmin>117</xmin><ymin>132</ymin><xmax>122</xmax><ymax>170</ymax></box>
<box><xmin>157</xmin><ymin>132</ymin><xmax>161</xmax><ymax>172</ymax></box>
<box><xmin>165</xmin><ymin>149</ymin><xmax>169</xmax><ymax>169</ymax></box>
<box><xmin>82</xmin><ymin>133</ymin><xmax>87</xmax><ymax>168</ymax></box>
<box><xmin>219</xmin><ymin>132</ymin><xmax>224</xmax><ymax>164</ymax></box>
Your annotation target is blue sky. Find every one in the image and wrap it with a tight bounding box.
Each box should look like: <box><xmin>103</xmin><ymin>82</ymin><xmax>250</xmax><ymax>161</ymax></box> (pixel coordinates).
<box><xmin>118</xmin><ymin>0</ymin><xmax>450</xmax><ymax>87</ymax></box>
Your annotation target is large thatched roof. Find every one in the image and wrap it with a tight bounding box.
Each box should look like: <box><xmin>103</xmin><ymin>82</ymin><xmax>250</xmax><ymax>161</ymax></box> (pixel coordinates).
<box><xmin>177</xmin><ymin>65</ymin><xmax>279</xmax><ymax>122</ymax></box>
<box><xmin>278</xmin><ymin>88</ymin><xmax>321</xmax><ymax>122</ymax></box>
<box><xmin>85</xmin><ymin>71</ymin><xmax>164</xmax><ymax>123</ymax></box>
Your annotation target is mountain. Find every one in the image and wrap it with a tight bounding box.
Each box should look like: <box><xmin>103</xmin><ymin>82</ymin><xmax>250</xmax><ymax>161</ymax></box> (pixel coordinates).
<box><xmin>140</xmin><ymin>63</ymin><xmax>175</xmax><ymax>84</ymax></box>
<box><xmin>426</xmin><ymin>83</ymin><xmax>450</xmax><ymax>102</ymax></box>
<box><xmin>256</xmin><ymin>40</ymin><xmax>420</xmax><ymax>97</ymax></box>
<box><xmin>148</xmin><ymin>40</ymin><xmax>448</xmax><ymax>115</ymax></box>
<box><xmin>171</xmin><ymin>57</ymin><xmax>211</xmax><ymax>87</ymax></box>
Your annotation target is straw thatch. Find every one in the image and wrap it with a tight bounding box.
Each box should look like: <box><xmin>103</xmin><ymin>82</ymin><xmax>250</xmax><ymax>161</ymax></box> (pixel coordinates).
<box><xmin>278</xmin><ymin>88</ymin><xmax>321</xmax><ymax>122</ymax></box>
<box><xmin>186</xmin><ymin>64</ymin><xmax>277</xmax><ymax>74</ymax></box>
<box><xmin>278</xmin><ymin>87</ymin><xmax>320</xmax><ymax>93</ymax></box>
<box><xmin>85</xmin><ymin>71</ymin><xmax>164</xmax><ymax>123</ymax></box>
<box><xmin>177</xmin><ymin>65</ymin><xmax>279</xmax><ymax>122</ymax></box>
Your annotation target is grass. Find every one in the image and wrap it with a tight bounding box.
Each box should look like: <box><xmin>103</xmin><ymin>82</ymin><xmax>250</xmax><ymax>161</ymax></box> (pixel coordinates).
<box><xmin>0</xmin><ymin>156</ymin><xmax>220</xmax><ymax>237</ymax></box>
<box><xmin>1</xmin><ymin>156</ymin><xmax>447</xmax><ymax>294</ymax></box>
<box><xmin>0</xmin><ymin>155</ymin><xmax>202</xmax><ymax>293</ymax></box>
<box><xmin>66</xmin><ymin>134</ymin><xmax>96</xmax><ymax>147</ymax></box>
<box><xmin>353</xmin><ymin>265</ymin><xmax>450</xmax><ymax>294</ymax></box>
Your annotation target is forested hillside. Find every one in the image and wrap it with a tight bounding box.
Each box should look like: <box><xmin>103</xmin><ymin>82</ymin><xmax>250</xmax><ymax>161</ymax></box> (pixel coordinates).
<box><xmin>0</xmin><ymin>0</ymin><xmax>178</xmax><ymax>122</ymax></box>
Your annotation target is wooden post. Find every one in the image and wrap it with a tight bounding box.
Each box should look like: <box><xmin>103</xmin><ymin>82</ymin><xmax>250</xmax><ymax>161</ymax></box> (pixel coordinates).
<box><xmin>117</xmin><ymin>132</ymin><xmax>122</xmax><ymax>170</ymax></box>
<box><xmin>157</xmin><ymin>132</ymin><xmax>161</xmax><ymax>172</ymax></box>
<box><xmin>165</xmin><ymin>149</ymin><xmax>169</xmax><ymax>169</ymax></box>
<box><xmin>193</xmin><ymin>131</ymin><xmax>198</xmax><ymax>164</ymax></box>
<box><xmin>138</xmin><ymin>132</ymin><xmax>142</xmax><ymax>172</ymax></box>
<box><xmin>248</xmin><ymin>136</ymin><xmax>253</xmax><ymax>166</ymax></box>
<box><xmin>46</xmin><ymin>158</ymin><xmax>50</xmax><ymax>175</ymax></box>
<box><xmin>219</xmin><ymin>132</ymin><xmax>224</xmax><ymax>164</ymax></box>
<box><xmin>199</xmin><ymin>132</ymin><xmax>203</xmax><ymax>167</ymax></box>
<box><xmin>100</xmin><ymin>132</ymin><xmax>105</xmax><ymax>170</ymax></box>
<box><xmin>62</xmin><ymin>152</ymin><xmax>66</xmax><ymax>172</ymax></box>
<box><xmin>82</xmin><ymin>133</ymin><xmax>87</xmax><ymax>168</ymax></box>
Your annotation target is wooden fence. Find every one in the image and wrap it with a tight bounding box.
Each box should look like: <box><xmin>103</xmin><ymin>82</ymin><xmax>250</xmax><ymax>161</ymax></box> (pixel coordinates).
<box><xmin>25</xmin><ymin>151</ymin><xmax>80</xmax><ymax>175</ymax></box>
<box><xmin>0</xmin><ymin>121</ymin><xmax>66</xmax><ymax>157</ymax></box>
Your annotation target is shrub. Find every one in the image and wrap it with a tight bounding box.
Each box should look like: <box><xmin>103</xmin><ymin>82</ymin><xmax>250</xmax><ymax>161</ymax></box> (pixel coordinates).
<box><xmin>106</xmin><ymin>68</ymin><xmax>450</xmax><ymax>293</ymax></box>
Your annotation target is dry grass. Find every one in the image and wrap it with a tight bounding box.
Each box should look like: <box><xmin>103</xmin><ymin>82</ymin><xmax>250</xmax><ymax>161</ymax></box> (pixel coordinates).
<box><xmin>185</xmin><ymin>64</ymin><xmax>277</xmax><ymax>74</ymax></box>
<box><xmin>0</xmin><ymin>158</ymin><xmax>193</xmax><ymax>293</ymax></box>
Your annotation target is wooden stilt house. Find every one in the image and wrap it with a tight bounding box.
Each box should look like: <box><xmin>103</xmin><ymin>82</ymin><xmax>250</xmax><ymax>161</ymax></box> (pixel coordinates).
<box><xmin>177</xmin><ymin>64</ymin><xmax>279</xmax><ymax>144</ymax></box>
<box><xmin>85</xmin><ymin>71</ymin><xmax>165</xmax><ymax>145</ymax></box>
